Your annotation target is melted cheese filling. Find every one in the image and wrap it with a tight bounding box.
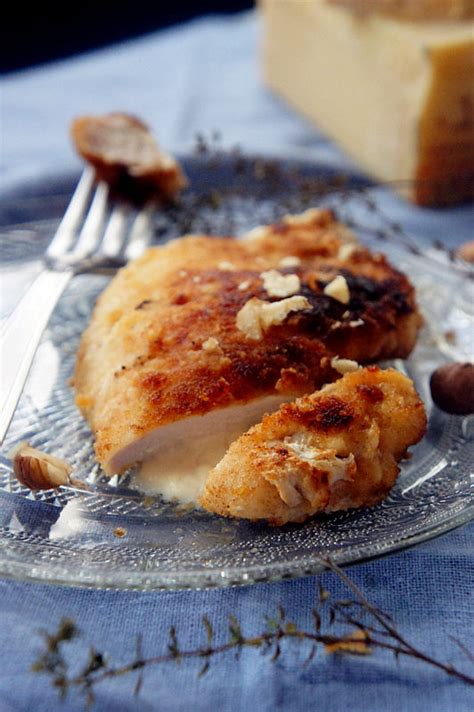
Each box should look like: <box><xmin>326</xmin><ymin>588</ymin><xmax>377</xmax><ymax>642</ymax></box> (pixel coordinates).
<box><xmin>132</xmin><ymin>395</ymin><xmax>293</xmax><ymax>503</ymax></box>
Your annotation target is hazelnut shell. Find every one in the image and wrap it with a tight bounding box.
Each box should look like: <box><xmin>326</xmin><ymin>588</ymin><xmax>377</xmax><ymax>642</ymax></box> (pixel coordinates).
<box><xmin>10</xmin><ymin>442</ymin><xmax>72</xmax><ymax>490</ymax></box>
<box><xmin>456</xmin><ymin>241</ymin><xmax>474</xmax><ymax>264</ymax></box>
<box><xmin>430</xmin><ymin>363</ymin><xmax>474</xmax><ymax>415</ymax></box>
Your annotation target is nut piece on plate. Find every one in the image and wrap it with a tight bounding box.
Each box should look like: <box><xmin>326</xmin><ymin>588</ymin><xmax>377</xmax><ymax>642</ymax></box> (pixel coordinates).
<box><xmin>327</xmin><ymin>0</ymin><xmax>474</xmax><ymax>21</ymax></box>
<box><xmin>430</xmin><ymin>362</ymin><xmax>474</xmax><ymax>415</ymax></box>
<box><xmin>70</xmin><ymin>112</ymin><xmax>187</xmax><ymax>204</ymax></box>
<box><xmin>456</xmin><ymin>240</ymin><xmax>474</xmax><ymax>263</ymax></box>
<box><xmin>9</xmin><ymin>442</ymin><xmax>72</xmax><ymax>490</ymax></box>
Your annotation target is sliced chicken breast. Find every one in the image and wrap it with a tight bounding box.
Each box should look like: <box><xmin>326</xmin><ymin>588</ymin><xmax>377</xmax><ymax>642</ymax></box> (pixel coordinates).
<box><xmin>199</xmin><ymin>366</ymin><xmax>427</xmax><ymax>525</ymax></box>
<box><xmin>73</xmin><ymin>208</ymin><xmax>422</xmax><ymax>483</ymax></box>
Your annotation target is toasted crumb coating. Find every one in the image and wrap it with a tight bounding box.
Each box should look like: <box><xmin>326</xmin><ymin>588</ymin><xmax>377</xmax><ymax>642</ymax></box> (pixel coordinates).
<box><xmin>73</xmin><ymin>209</ymin><xmax>421</xmax><ymax>475</ymax></box>
<box><xmin>199</xmin><ymin>367</ymin><xmax>427</xmax><ymax>525</ymax></box>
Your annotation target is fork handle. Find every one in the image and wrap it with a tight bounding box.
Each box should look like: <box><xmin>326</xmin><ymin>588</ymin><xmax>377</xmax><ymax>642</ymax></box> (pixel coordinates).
<box><xmin>0</xmin><ymin>269</ymin><xmax>72</xmax><ymax>444</ymax></box>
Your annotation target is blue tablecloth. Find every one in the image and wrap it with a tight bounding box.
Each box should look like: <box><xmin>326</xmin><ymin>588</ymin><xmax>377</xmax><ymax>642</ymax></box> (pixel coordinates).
<box><xmin>1</xmin><ymin>11</ymin><xmax>473</xmax><ymax>712</ymax></box>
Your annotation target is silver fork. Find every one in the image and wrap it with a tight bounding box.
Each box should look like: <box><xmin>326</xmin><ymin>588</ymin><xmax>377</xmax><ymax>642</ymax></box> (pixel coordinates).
<box><xmin>0</xmin><ymin>166</ymin><xmax>154</xmax><ymax>443</ymax></box>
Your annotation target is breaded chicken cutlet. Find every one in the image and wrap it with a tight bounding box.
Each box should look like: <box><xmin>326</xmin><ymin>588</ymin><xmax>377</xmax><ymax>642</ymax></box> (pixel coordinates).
<box><xmin>73</xmin><ymin>208</ymin><xmax>422</xmax><ymax>484</ymax></box>
<box><xmin>200</xmin><ymin>367</ymin><xmax>427</xmax><ymax>525</ymax></box>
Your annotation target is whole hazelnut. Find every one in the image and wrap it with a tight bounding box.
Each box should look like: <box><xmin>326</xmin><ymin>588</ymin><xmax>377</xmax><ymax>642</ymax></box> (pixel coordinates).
<box><xmin>430</xmin><ymin>363</ymin><xmax>474</xmax><ymax>415</ymax></box>
<box><xmin>9</xmin><ymin>442</ymin><xmax>72</xmax><ymax>490</ymax></box>
<box><xmin>456</xmin><ymin>241</ymin><xmax>474</xmax><ymax>264</ymax></box>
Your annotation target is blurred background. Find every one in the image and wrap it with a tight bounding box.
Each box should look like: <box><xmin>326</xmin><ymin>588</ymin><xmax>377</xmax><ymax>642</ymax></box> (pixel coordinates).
<box><xmin>2</xmin><ymin>0</ymin><xmax>253</xmax><ymax>73</ymax></box>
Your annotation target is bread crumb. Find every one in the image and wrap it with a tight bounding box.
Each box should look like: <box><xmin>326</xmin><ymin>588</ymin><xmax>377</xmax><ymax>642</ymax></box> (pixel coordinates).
<box><xmin>283</xmin><ymin>208</ymin><xmax>329</xmax><ymax>226</ymax></box>
<box><xmin>349</xmin><ymin>319</ymin><xmax>364</xmax><ymax>327</ymax></box>
<box><xmin>202</xmin><ymin>337</ymin><xmax>220</xmax><ymax>352</ymax></box>
<box><xmin>337</xmin><ymin>243</ymin><xmax>358</xmax><ymax>260</ymax></box>
<box><xmin>236</xmin><ymin>296</ymin><xmax>310</xmax><ymax>340</ymax></box>
<box><xmin>238</xmin><ymin>280</ymin><xmax>251</xmax><ymax>291</ymax></box>
<box><xmin>76</xmin><ymin>394</ymin><xmax>93</xmax><ymax>409</ymax></box>
<box><xmin>218</xmin><ymin>261</ymin><xmax>235</xmax><ymax>270</ymax></box>
<box><xmin>279</xmin><ymin>256</ymin><xmax>301</xmax><ymax>268</ymax></box>
<box><xmin>261</xmin><ymin>269</ymin><xmax>301</xmax><ymax>298</ymax></box>
<box><xmin>324</xmin><ymin>275</ymin><xmax>350</xmax><ymax>304</ymax></box>
<box><xmin>243</xmin><ymin>225</ymin><xmax>269</xmax><ymax>241</ymax></box>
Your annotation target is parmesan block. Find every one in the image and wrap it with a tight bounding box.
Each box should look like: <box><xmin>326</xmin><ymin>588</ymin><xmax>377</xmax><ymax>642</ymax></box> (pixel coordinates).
<box><xmin>260</xmin><ymin>0</ymin><xmax>474</xmax><ymax>206</ymax></box>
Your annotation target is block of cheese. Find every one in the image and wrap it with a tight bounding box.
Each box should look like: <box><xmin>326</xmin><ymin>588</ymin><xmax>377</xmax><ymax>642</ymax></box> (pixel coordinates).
<box><xmin>328</xmin><ymin>0</ymin><xmax>474</xmax><ymax>22</ymax></box>
<box><xmin>260</xmin><ymin>0</ymin><xmax>474</xmax><ymax>206</ymax></box>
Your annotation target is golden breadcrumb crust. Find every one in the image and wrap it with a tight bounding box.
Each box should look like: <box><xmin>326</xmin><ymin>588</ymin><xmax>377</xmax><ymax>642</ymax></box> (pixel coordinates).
<box><xmin>73</xmin><ymin>209</ymin><xmax>421</xmax><ymax>474</ymax></box>
<box><xmin>199</xmin><ymin>366</ymin><xmax>427</xmax><ymax>524</ymax></box>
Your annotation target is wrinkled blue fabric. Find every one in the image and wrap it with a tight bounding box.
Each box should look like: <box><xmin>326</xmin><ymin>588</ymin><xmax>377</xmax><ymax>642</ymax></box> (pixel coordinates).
<box><xmin>1</xmin><ymin>11</ymin><xmax>473</xmax><ymax>711</ymax></box>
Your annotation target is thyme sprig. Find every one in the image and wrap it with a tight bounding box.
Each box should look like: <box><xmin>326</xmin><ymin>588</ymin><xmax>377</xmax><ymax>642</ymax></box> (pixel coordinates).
<box><xmin>32</xmin><ymin>560</ymin><xmax>474</xmax><ymax>706</ymax></box>
<box><xmin>157</xmin><ymin>133</ymin><xmax>473</xmax><ymax>279</ymax></box>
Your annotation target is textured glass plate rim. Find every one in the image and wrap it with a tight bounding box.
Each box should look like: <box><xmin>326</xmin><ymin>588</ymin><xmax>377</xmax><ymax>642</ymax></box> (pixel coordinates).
<box><xmin>0</xmin><ymin>156</ymin><xmax>472</xmax><ymax>591</ymax></box>
<box><xmin>0</xmin><ymin>508</ymin><xmax>472</xmax><ymax>591</ymax></box>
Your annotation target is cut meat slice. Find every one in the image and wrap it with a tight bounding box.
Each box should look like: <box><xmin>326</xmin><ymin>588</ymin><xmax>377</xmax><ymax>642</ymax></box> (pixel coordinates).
<box><xmin>71</xmin><ymin>112</ymin><xmax>187</xmax><ymax>203</ymax></box>
<box><xmin>199</xmin><ymin>366</ymin><xmax>427</xmax><ymax>525</ymax></box>
<box><xmin>132</xmin><ymin>394</ymin><xmax>292</xmax><ymax>503</ymax></box>
<box><xmin>73</xmin><ymin>208</ymin><xmax>422</xmax><ymax>483</ymax></box>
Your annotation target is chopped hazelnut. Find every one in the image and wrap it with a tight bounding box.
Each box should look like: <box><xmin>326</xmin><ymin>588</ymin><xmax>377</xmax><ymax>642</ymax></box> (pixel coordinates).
<box><xmin>337</xmin><ymin>243</ymin><xmax>358</xmax><ymax>260</ymax></box>
<box><xmin>261</xmin><ymin>269</ymin><xmax>301</xmax><ymax>298</ymax></box>
<box><xmin>324</xmin><ymin>275</ymin><xmax>350</xmax><ymax>304</ymax></box>
<box><xmin>236</xmin><ymin>296</ymin><xmax>310</xmax><ymax>340</ymax></box>
<box><xmin>330</xmin><ymin>356</ymin><xmax>360</xmax><ymax>375</ymax></box>
<box><xmin>279</xmin><ymin>256</ymin><xmax>301</xmax><ymax>268</ymax></box>
<box><xmin>218</xmin><ymin>260</ymin><xmax>235</xmax><ymax>271</ymax></box>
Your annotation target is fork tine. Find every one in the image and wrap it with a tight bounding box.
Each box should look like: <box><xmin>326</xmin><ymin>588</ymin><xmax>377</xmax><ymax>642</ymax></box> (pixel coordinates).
<box><xmin>124</xmin><ymin>204</ymin><xmax>155</xmax><ymax>261</ymax></box>
<box><xmin>47</xmin><ymin>167</ymin><xmax>95</xmax><ymax>258</ymax></box>
<box><xmin>73</xmin><ymin>180</ymin><xmax>109</xmax><ymax>257</ymax></box>
<box><xmin>101</xmin><ymin>203</ymin><xmax>130</xmax><ymax>257</ymax></box>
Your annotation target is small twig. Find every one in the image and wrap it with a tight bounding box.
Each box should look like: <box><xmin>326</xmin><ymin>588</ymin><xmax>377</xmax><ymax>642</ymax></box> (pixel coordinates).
<box><xmin>32</xmin><ymin>560</ymin><xmax>474</xmax><ymax>706</ymax></box>
<box><xmin>322</xmin><ymin>559</ymin><xmax>474</xmax><ymax>686</ymax></box>
<box><xmin>449</xmin><ymin>636</ymin><xmax>474</xmax><ymax>663</ymax></box>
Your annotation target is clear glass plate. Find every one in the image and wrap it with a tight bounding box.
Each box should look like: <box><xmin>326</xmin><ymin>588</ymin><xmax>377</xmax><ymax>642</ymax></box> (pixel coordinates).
<box><xmin>0</xmin><ymin>153</ymin><xmax>472</xmax><ymax>590</ymax></box>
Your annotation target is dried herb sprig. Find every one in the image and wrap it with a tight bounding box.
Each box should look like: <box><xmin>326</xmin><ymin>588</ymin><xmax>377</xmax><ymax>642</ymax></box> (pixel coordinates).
<box><xmin>156</xmin><ymin>133</ymin><xmax>473</xmax><ymax>279</ymax></box>
<box><xmin>32</xmin><ymin>560</ymin><xmax>474</xmax><ymax>706</ymax></box>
